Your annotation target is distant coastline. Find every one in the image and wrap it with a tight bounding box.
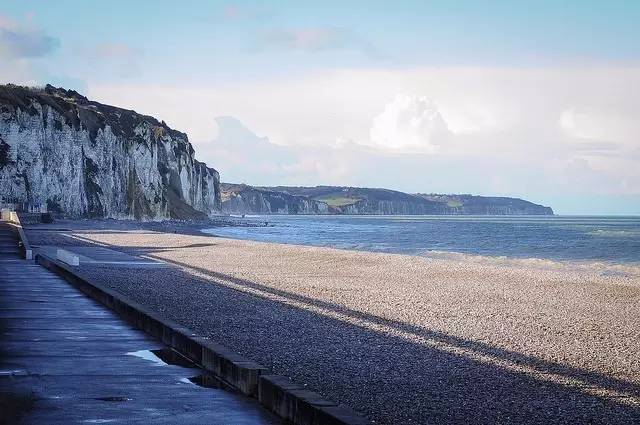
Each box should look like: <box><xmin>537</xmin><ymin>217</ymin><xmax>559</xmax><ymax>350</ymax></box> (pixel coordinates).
<box><xmin>221</xmin><ymin>183</ymin><xmax>554</xmax><ymax>216</ymax></box>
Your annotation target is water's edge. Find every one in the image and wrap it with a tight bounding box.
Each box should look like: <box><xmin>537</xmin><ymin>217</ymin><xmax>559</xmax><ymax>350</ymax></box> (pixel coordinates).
<box><xmin>202</xmin><ymin>215</ymin><xmax>640</xmax><ymax>270</ymax></box>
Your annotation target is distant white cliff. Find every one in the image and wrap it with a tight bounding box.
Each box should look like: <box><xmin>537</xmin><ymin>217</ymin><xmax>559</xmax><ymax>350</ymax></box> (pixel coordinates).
<box><xmin>221</xmin><ymin>184</ymin><xmax>554</xmax><ymax>216</ymax></box>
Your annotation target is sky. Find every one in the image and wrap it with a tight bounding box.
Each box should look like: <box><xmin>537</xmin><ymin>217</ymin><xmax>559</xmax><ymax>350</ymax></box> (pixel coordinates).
<box><xmin>1</xmin><ymin>1</ymin><xmax>639</xmax><ymax>214</ymax></box>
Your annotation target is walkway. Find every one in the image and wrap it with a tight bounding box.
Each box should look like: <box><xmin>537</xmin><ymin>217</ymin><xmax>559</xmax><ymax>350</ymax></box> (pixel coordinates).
<box><xmin>0</xmin><ymin>222</ymin><xmax>279</xmax><ymax>424</ymax></box>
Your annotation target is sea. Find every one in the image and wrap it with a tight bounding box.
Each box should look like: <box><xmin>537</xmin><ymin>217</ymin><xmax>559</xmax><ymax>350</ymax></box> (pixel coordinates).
<box><xmin>203</xmin><ymin>215</ymin><xmax>640</xmax><ymax>266</ymax></box>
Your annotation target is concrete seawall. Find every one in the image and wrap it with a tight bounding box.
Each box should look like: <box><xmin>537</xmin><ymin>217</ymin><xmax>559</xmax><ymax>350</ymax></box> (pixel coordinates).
<box><xmin>1</xmin><ymin>233</ymin><xmax>278</xmax><ymax>423</ymax></box>
<box><xmin>35</xmin><ymin>253</ymin><xmax>370</xmax><ymax>425</ymax></box>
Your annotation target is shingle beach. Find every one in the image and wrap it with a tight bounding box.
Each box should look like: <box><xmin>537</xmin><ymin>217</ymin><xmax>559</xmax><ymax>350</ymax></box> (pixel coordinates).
<box><xmin>26</xmin><ymin>221</ymin><xmax>640</xmax><ymax>424</ymax></box>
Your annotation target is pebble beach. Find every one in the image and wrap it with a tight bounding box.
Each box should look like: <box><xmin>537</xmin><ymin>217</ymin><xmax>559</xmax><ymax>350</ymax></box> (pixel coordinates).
<box><xmin>26</xmin><ymin>220</ymin><xmax>640</xmax><ymax>424</ymax></box>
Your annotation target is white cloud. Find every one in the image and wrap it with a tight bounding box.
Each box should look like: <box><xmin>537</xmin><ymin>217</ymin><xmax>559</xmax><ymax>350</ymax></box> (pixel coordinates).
<box><xmin>86</xmin><ymin>65</ymin><xmax>640</xmax><ymax>204</ymax></box>
<box><xmin>368</xmin><ymin>94</ymin><xmax>451</xmax><ymax>152</ymax></box>
<box><xmin>0</xmin><ymin>59</ymin><xmax>37</xmax><ymax>85</ymax></box>
<box><xmin>0</xmin><ymin>15</ymin><xmax>58</xmax><ymax>59</ymax></box>
<box><xmin>202</xmin><ymin>116</ymin><xmax>298</xmax><ymax>184</ymax></box>
<box><xmin>559</xmin><ymin>107</ymin><xmax>640</xmax><ymax>147</ymax></box>
<box><xmin>259</xmin><ymin>26</ymin><xmax>382</xmax><ymax>58</ymax></box>
<box><xmin>93</xmin><ymin>42</ymin><xmax>138</xmax><ymax>60</ymax></box>
<box><xmin>0</xmin><ymin>15</ymin><xmax>58</xmax><ymax>84</ymax></box>
<box><xmin>264</xmin><ymin>27</ymin><xmax>349</xmax><ymax>51</ymax></box>
<box><xmin>72</xmin><ymin>42</ymin><xmax>143</xmax><ymax>79</ymax></box>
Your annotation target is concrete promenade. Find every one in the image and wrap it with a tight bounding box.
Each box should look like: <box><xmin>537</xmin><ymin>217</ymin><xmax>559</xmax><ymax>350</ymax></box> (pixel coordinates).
<box><xmin>0</xmin><ymin>222</ymin><xmax>279</xmax><ymax>424</ymax></box>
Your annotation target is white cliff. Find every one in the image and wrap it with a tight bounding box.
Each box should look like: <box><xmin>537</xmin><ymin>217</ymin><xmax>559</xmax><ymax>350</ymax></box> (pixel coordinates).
<box><xmin>0</xmin><ymin>84</ymin><xmax>220</xmax><ymax>219</ymax></box>
<box><xmin>221</xmin><ymin>183</ymin><xmax>331</xmax><ymax>215</ymax></box>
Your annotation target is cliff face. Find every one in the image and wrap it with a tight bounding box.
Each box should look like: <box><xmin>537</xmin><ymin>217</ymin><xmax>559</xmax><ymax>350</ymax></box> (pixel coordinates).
<box><xmin>221</xmin><ymin>184</ymin><xmax>330</xmax><ymax>215</ymax></box>
<box><xmin>416</xmin><ymin>194</ymin><xmax>554</xmax><ymax>215</ymax></box>
<box><xmin>222</xmin><ymin>184</ymin><xmax>554</xmax><ymax>215</ymax></box>
<box><xmin>338</xmin><ymin>199</ymin><xmax>445</xmax><ymax>215</ymax></box>
<box><xmin>0</xmin><ymin>85</ymin><xmax>220</xmax><ymax>219</ymax></box>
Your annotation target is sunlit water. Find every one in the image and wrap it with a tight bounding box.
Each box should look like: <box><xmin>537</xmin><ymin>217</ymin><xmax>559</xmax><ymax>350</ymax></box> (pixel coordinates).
<box><xmin>203</xmin><ymin>215</ymin><xmax>640</xmax><ymax>265</ymax></box>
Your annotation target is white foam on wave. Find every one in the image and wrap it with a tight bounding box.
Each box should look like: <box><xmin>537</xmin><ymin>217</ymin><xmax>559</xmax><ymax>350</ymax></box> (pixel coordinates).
<box><xmin>420</xmin><ymin>250</ymin><xmax>640</xmax><ymax>280</ymax></box>
<box><xmin>588</xmin><ymin>229</ymin><xmax>640</xmax><ymax>238</ymax></box>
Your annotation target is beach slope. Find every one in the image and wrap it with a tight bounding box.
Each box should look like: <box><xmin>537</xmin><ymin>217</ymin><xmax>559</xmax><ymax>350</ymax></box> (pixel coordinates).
<box><xmin>26</xmin><ymin>222</ymin><xmax>640</xmax><ymax>424</ymax></box>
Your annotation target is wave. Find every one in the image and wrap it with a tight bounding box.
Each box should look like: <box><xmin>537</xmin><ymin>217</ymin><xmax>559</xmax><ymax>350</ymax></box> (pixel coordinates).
<box><xmin>203</xmin><ymin>215</ymin><xmax>640</xmax><ymax>276</ymax></box>
<box><xmin>588</xmin><ymin>229</ymin><xmax>640</xmax><ymax>238</ymax></box>
<box><xmin>420</xmin><ymin>250</ymin><xmax>640</xmax><ymax>279</ymax></box>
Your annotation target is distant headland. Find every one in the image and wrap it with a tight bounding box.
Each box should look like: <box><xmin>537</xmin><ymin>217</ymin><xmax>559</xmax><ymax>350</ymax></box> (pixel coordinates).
<box><xmin>221</xmin><ymin>184</ymin><xmax>554</xmax><ymax>216</ymax></box>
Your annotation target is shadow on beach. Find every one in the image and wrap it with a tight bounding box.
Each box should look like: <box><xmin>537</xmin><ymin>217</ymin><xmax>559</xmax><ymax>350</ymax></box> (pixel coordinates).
<box><xmin>30</xmin><ymin>229</ymin><xmax>640</xmax><ymax>424</ymax></box>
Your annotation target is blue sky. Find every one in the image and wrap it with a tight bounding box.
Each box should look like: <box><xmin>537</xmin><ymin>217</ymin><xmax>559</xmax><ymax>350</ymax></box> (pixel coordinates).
<box><xmin>1</xmin><ymin>1</ymin><xmax>639</xmax><ymax>214</ymax></box>
<box><xmin>6</xmin><ymin>1</ymin><xmax>640</xmax><ymax>80</ymax></box>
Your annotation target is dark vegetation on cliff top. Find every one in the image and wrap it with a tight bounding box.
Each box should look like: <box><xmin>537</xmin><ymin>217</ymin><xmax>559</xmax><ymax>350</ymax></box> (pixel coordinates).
<box><xmin>0</xmin><ymin>84</ymin><xmax>190</xmax><ymax>145</ymax></box>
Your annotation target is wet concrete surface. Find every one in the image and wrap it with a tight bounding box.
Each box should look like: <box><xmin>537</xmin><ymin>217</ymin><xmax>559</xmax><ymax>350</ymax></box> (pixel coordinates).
<box><xmin>35</xmin><ymin>244</ymin><xmax>169</xmax><ymax>268</ymax></box>
<box><xmin>0</xmin><ymin>223</ymin><xmax>279</xmax><ymax>424</ymax></box>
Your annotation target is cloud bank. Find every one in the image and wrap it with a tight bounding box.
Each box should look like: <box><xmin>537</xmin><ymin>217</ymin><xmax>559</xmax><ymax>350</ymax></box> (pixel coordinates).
<box><xmin>369</xmin><ymin>94</ymin><xmax>451</xmax><ymax>152</ymax></box>
<box><xmin>87</xmin><ymin>66</ymin><xmax>640</xmax><ymax>213</ymax></box>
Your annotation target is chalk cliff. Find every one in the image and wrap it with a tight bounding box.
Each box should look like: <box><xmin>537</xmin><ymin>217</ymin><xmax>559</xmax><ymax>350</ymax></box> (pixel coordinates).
<box><xmin>0</xmin><ymin>84</ymin><xmax>220</xmax><ymax>219</ymax></box>
<box><xmin>221</xmin><ymin>183</ymin><xmax>330</xmax><ymax>215</ymax></box>
<box><xmin>222</xmin><ymin>184</ymin><xmax>554</xmax><ymax>215</ymax></box>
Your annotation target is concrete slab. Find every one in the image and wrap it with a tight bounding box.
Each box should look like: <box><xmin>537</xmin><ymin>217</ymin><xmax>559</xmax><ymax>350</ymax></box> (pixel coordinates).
<box><xmin>56</xmin><ymin>248</ymin><xmax>79</xmax><ymax>266</ymax></box>
<box><xmin>0</xmin><ymin>329</ymin><xmax>153</xmax><ymax>342</ymax></box>
<box><xmin>0</xmin><ymin>306</ymin><xmax>103</xmax><ymax>315</ymax></box>
<box><xmin>1</xmin><ymin>241</ymin><xmax>279</xmax><ymax>424</ymax></box>
<box><xmin>36</xmin><ymin>245</ymin><xmax>169</xmax><ymax>268</ymax></box>
<box><xmin>2</xmin><ymin>340</ymin><xmax>166</xmax><ymax>357</ymax></box>
<box><xmin>8</xmin><ymin>375</ymin><xmax>276</xmax><ymax>425</ymax></box>
<box><xmin>1</xmin><ymin>318</ymin><xmax>136</xmax><ymax>331</ymax></box>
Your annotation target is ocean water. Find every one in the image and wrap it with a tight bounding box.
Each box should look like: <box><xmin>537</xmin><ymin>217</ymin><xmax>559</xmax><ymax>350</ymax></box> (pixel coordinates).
<box><xmin>203</xmin><ymin>215</ymin><xmax>640</xmax><ymax>265</ymax></box>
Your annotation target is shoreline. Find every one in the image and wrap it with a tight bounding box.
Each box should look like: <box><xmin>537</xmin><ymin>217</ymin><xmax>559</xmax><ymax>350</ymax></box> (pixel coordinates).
<box><xmin>206</xmin><ymin>229</ymin><xmax>640</xmax><ymax>276</ymax></box>
<box><xmin>23</xmin><ymin>219</ymin><xmax>640</xmax><ymax>424</ymax></box>
<box><xmin>199</xmin><ymin>226</ymin><xmax>640</xmax><ymax>281</ymax></box>
<box><xmin>30</xmin><ymin>217</ymin><xmax>640</xmax><ymax>279</ymax></box>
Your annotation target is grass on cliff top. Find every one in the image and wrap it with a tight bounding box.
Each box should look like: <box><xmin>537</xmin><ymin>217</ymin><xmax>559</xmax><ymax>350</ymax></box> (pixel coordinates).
<box><xmin>313</xmin><ymin>195</ymin><xmax>361</xmax><ymax>207</ymax></box>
